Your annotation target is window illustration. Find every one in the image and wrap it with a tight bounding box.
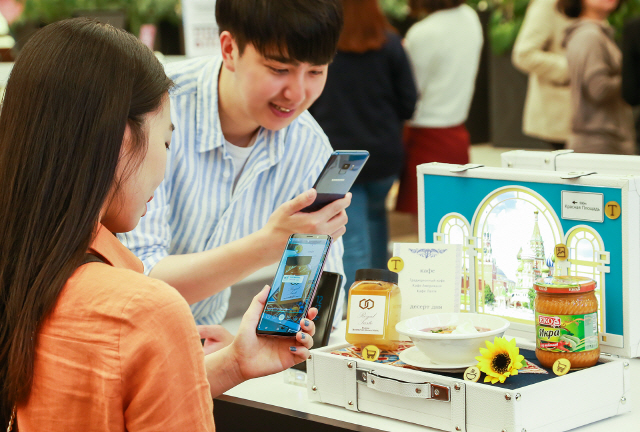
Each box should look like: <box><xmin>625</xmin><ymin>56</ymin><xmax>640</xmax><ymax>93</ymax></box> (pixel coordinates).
<box><xmin>565</xmin><ymin>227</ymin><xmax>606</xmax><ymax>333</ymax></box>
<box><xmin>472</xmin><ymin>187</ymin><xmax>563</xmax><ymax>325</ymax></box>
<box><xmin>438</xmin><ymin>214</ymin><xmax>471</xmax><ymax>311</ymax></box>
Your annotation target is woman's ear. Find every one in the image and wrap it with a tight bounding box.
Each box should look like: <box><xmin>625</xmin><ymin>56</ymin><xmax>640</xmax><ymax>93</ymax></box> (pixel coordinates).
<box><xmin>220</xmin><ymin>31</ymin><xmax>237</xmax><ymax>72</ymax></box>
<box><xmin>120</xmin><ymin>121</ymin><xmax>133</xmax><ymax>159</ymax></box>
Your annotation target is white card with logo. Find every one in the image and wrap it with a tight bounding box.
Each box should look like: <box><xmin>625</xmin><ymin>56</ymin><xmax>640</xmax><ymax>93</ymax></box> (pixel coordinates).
<box><xmin>393</xmin><ymin>243</ymin><xmax>462</xmax><ymax>321</ymax></box>
<box><xmin>348</xmin><ymin>294</ymin><xmax>386</xmax><ymax>335</ymax></box>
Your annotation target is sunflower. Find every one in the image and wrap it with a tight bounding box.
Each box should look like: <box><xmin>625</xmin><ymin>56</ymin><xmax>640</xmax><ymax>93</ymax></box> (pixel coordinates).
<box><xmin>475</xmin><ymin>337</ymin><xmax>526</xmax><ymax>384</ymax></box>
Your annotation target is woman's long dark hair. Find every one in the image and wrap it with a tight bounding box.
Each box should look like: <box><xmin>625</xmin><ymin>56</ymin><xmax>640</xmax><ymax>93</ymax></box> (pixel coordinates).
<box><xmin>0</xmin><ymin>18</ymin><xmax>173</xmax><ymax>425</ymax></box>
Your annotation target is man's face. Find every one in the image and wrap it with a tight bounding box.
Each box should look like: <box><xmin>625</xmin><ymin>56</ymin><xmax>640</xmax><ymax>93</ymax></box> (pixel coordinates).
<box><xmin>227</xmin><ymin>42</ymin><xmax>329</xmax><ymax>132</ymax></box>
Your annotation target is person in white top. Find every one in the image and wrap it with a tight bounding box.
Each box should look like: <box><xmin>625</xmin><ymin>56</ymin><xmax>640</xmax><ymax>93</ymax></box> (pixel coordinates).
<box><xmin>396</xmin><ymin>0</ymin><xmax>483</xmax><ymax>215</ymax></box>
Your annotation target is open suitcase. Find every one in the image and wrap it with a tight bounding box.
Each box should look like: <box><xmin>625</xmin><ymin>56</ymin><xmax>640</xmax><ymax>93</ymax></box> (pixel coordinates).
<box><xmin>307</xmin><ymin>162</ymin><xmax>637</xmax><ymax>431</ymax></box>
<box><xmin>307</xmin><ymin>342</ymin><xmax>630</xmax><ymax>432</ymax></box>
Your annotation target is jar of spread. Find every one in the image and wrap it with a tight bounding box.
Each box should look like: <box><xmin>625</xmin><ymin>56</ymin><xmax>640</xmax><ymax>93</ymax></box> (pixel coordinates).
<box><xmin>534</xmin><ymin>276</ymin><xmax>599</xmax><ymax>369</ymax></box>
<box><xmin>345</xmin><ymin>269</ymin><xmax>402</xmax><ymax>350</ymax></box>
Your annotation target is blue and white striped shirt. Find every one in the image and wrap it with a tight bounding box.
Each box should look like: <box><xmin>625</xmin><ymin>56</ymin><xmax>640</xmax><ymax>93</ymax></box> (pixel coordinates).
<box><xmin>120</xmin><ymin>56</ymin><xmax>345</xmax><ymax>326</ymax></box>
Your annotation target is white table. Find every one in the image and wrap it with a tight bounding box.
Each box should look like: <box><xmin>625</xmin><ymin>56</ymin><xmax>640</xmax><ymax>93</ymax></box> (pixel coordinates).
<box><xmin>221</xmin><ymin>324</ymin><xmax>637</xmax><ymax>432</ymax></box>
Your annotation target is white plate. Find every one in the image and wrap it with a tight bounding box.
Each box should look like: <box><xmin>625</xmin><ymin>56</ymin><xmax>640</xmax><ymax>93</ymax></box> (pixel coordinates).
<box><xmin>399</xmin><ymin>346</ymin><xmax>475</xmax><ymax>372</ymax></box>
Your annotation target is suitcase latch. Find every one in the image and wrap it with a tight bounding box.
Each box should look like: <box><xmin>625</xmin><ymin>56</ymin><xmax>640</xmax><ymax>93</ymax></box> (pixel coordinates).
<box><xmin>356</xmin><ymin>368</ymin><xmax>450</xmax><ymax>402</ymax></box>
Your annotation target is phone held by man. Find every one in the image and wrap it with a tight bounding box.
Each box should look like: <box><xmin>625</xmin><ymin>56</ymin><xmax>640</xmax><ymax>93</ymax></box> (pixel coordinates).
<box><xmin>301</xmin><ymin>151</ymin><xmax>369</xmax><ymax>213</ymax></box>
<box><xmin>256</xmin><ymin>234</ymin><xmax>332</xmax><ymax>337</ymax></box>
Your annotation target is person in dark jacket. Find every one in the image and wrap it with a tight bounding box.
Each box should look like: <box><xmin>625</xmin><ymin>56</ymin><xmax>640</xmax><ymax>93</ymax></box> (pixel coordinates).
<box><xmin>621</xmin><ymin>16</ymin><xmax>640</xmax><ymax>151</ymax></box>
<box><xmin>309</xmin><ymin>0</ymin><xmax>417</xmax><ymax>292</ymax></box>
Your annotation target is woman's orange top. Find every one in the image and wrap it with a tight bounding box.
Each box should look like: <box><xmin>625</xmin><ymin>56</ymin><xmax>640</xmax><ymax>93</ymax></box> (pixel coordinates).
<box><xmin>17</xmin><ymin>225</ymin><xmax>215</xmax><ymax>431</ymax></box>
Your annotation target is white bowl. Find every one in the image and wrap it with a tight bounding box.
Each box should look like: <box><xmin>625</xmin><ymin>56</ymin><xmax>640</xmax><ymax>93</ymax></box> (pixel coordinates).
<box><xmin>396</xmin><ymin>313</ymin><xmax>510</xmax><ymax>365</ymax></box>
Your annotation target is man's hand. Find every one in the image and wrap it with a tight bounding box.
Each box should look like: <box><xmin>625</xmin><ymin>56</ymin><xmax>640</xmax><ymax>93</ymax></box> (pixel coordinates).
<box><xmin>262</xmin><ymin>189</ymin><xmax>350</xmax><ymax>259</ymax></box>
<box><xmin>197</xmin><ymin>325</ymin><xmax>234</xmax><ymax>355</ymax></box>
<box><xmin>229</xmin><ymin>285</ymin><xmax>317</xmax><ymax>381</ymax></box>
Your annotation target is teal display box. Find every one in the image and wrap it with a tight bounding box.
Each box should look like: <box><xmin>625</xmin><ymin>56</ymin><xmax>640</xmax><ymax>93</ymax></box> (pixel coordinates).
<box><xmin>417</xmin><ymin>163</ymin><xmax>640</xmax><ymax>358</ymax></box>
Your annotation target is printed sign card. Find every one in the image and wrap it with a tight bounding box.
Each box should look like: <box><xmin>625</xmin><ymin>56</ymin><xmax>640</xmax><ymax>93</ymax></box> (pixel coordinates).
<box><xmin>392</xmin><ymin>243</ymin><xmax>462</xmax><ymax>321</ymax></box>
<box><xmin>182</xmin><ymin>0</ymin><xmax>221</xmax><ymax>58</ymax></box>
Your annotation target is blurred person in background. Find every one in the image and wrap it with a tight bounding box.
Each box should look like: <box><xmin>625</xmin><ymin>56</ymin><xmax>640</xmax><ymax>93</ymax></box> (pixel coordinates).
<box><xmin>621</xmin><ymin>16</ymin><xmax>640</xmax><ymax>153</ymax></box>
<box><xmin>559</xmin><ymin>0</ymin><xmax>635</xmax><ymax>154</ymax></box>
<box><xmin>622</xmin><ymin>17</ymin><xmax>640</xmax><ymax>106</ymax></box>
<box><xmin>395</xmin><ymin>0</ymin><xmax>483</xmax><ymax>217</ymax></box>
<box><xmin>512</xmin><ymin>0</ymin><xmax>574</xmax><ymax>150</ymax></box>
<box><xmin>310</xmin><ymin>0</ymin><xmax>417</xmax><ymax>291</ymax></box>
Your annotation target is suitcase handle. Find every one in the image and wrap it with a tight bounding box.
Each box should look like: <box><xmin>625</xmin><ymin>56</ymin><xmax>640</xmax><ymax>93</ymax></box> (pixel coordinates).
<box><xmin>357</xmin><ymin>368</ymin><xmax>450</xmax><ymax>402</ymax></box>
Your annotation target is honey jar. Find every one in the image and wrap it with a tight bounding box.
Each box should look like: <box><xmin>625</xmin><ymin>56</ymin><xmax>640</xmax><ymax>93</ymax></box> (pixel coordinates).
<box><xmin>345</xmin><ymin>269</ymin><xmax>401</xmax><ymax>350</ymax></box>
<box><xmin>534</xmin><ymin>276</ymin><xmax>599</xmax><ymax>369</ymax></box>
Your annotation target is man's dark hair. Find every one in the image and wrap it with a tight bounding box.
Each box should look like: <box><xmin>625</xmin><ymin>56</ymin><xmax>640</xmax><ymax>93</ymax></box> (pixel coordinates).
<box><xmin>216</xmin><ymin>0</ymin><xmax>344</xmax><ymax>64</ymax></box>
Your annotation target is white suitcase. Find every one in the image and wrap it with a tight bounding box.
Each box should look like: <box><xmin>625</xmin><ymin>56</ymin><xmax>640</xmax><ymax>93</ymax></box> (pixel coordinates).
<box><xmin>501</xmin><ymin>149</ymin><xmax>640</xmax><ymax>176</ymax></box>
<box><xmin>307</xmin><ymin>342</ymin><xmax>630</xmax><ymax>432</ymax></box>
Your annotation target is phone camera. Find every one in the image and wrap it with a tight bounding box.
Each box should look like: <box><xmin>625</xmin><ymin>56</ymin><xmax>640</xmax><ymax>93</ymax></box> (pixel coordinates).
<box><xmin>342</xmin><ymin>163</ymin><xmax>351</xmax><ymax>169</ymax></box>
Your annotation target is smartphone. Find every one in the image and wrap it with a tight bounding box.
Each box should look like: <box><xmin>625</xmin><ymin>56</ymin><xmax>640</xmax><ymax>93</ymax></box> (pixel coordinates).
<box><xmin>291</xmin><ymin>271</ymin><xmax>343</xmax><ymax>372</ymax></box>
<box><xmin>301</xmin><ymin>150</ymin><xmax>370</xmax><ymax>213</ymax></box>
<box><xmin>256</xmin><ymin>234</ymin><xmax>332</xmax><ymax>337</ymax></box>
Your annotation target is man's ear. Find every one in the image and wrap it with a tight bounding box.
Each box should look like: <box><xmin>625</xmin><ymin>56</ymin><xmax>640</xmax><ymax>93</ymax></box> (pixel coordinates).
<box><xmin>220</xmin><ymin>31</ymin><xmax>237</xmax><ymax>72</ymax></box>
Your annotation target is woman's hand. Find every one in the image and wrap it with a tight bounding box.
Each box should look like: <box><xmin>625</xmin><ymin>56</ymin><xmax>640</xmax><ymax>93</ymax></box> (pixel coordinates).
<box><xmin>230</xmin><ymin>285</ymin><xmax>317</xmax><ymax>381</ymax></box>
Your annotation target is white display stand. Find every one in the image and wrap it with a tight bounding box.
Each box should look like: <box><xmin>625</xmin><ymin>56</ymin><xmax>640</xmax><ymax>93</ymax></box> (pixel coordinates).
<box><xmin>417</xmin><ymin>163</ymin><xmax>640</xmax><ymax>359</ymax></box>
<box><xmin>501</xmin><ymin>149</ymin><xmax>640</xmax><ymax>176</ymax></box>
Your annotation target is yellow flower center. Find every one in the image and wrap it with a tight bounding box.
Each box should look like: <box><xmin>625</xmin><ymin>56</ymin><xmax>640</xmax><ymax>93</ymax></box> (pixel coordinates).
<box><xmin>491</xmin><ymin>352</ymin><xmax>510</xmax><ymax>374</ymax></box>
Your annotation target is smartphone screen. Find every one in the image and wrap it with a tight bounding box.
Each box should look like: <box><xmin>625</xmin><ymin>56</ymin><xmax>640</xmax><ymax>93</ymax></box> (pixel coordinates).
<box><xmin>256</xmin><ymin>234</ymin><xmax>332</xmax><ymax>337</ymax></box>
<box><xmin>301</xmin><ymin>151</ymin><xmax>370</xmax><ymax>213</ymax></box>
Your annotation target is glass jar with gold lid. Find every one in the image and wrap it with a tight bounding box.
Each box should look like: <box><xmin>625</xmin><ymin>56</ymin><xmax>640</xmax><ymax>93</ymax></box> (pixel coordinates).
<box><xmin>346</xmin><ymin>269</ymin><xmax>401</xmax><ymax>350</ymax></box>
<box><xmin>534</xmin><ymin>276</ymin><xmax>599</xmax><ymax>369</ymax></box>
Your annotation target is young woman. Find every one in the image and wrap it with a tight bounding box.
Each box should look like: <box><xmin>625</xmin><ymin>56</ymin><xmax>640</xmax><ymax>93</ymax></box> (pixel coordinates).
<box><xmin>309</xmin><ymin>0</ymin><xmax>417</xmax><ymax>292</ymax></box>
<box><xmin>559</xmin><ymin>0</ymin><xmax>635</xmax><ymax>154</ymax></box>
<box><xmin>0</xmin><ymin>18</ymin><xmax>315</xmax><ymax>431</ymax></box>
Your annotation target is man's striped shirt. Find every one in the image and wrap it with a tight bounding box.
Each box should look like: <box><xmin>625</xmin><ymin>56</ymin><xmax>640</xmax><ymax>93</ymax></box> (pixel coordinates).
<box><xmin>120</xmin><ymin>56</ymin><xmax>345</xmax><ymax>326</ymax></box>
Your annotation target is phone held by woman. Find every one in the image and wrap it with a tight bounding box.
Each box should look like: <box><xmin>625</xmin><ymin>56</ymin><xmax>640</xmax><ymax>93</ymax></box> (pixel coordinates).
<box><xmin>256</xmin><ymin>234</ymin><xmax>332</xmax><ymax>337</ymax></box>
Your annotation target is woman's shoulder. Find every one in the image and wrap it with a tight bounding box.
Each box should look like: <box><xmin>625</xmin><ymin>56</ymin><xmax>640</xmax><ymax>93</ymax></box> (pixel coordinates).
<box><xmin>62</xmin><ymin>263</ymin><xmax>189</xmax><ymax>320</ymax></box>
<box><xmin>566</xmin><ymin>21</ymin><xmax>610</xmax><ymax>46</ymax></box>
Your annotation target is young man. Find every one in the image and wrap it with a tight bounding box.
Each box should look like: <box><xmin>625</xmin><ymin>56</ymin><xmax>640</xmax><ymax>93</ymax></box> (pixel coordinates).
<box><xmin>122</xmin><ymin>0</ymin><xmax>348</xmax><ymax>347</ymax></box>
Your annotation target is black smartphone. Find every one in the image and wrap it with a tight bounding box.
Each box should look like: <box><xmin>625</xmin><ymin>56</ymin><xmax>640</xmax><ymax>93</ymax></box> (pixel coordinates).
<box><xmin>291</xmin><ymin>271</ymin><xmax>343</xmax><ymax>372</ymax></box>
<box><xmin>301</xmin><ymin>150</ymin><xmax>370</xmax><ymax>213</ymax></box>
<box><xmin>256</xmin><ymin>234</ymin><xmax>332</xmax><ymax>337</ymax></box>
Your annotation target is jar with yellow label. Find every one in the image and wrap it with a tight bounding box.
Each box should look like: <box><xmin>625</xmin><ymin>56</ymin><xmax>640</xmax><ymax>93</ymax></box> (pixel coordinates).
<box><xmin>534</xmin><ymin>276</ymin><xmax>599</xmax><ymax>369</ymax></box>
<box><xmin>345</xmin><ymin>269</ymin><xmax>401</xmax><ymax>350</ymax></box>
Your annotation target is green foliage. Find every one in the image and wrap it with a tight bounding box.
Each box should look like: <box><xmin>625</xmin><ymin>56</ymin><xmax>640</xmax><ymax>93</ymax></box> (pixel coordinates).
<box><xmin>13</xmin><ymin>0</ymin><xmax>180</xmax><ymax>35</ymax></box>
<box><xmin>484</xmin><ymin>283</ymin><xmax>496</xmax><ymax>306</ymax></box>
<box><xmin>379</xmin><ymin>0</ymin><xmax>410</xmax><ymax>19</ymax></box>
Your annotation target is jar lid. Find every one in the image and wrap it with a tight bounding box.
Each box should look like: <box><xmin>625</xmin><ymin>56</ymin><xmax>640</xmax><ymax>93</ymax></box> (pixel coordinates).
<box><xmin>534</xmin><ymin>276</ymin><xmax>596</xmax><ymax>293</ymax></box>
<box><xmin>355</xmin><ymin>268</ymin><xmax>398</xmax><ymax>284</ymax></box>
